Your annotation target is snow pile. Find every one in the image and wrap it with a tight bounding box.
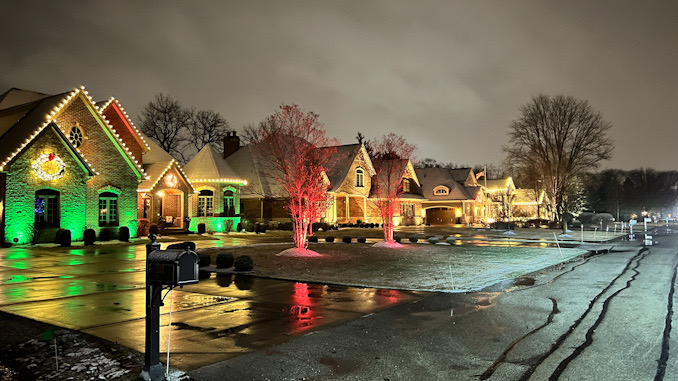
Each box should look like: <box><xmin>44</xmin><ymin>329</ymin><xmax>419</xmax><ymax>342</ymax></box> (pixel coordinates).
<box><xmin>277</xmin><ymin>247</ymin><xmax>323</xmax><ymax>257</ymax></box>
<box><xmin>503</xmin><ymin>230</ymin><xmax>517</xmax><ymax>235</ymax></box>
<box><xmin>372</xmin><ymin>241</ymin><xmax>404</xmax><ymax>248</ymax></box>
<box><xmin>10</xmin><ymin>330</ymin><xmax>140</xmax><ymax>380</ymax></box>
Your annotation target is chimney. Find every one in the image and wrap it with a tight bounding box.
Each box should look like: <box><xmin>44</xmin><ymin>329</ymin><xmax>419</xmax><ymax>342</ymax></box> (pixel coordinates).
<box><xmin>223</xmin><ymin>131</ymin><xmax>241</xmax><ymax>159</ymax></box>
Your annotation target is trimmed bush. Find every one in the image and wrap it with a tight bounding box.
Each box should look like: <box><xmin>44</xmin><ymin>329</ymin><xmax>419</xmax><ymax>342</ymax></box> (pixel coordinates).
<box><xmin>325</xmin><ymin>236</ymin><xmax>335</xmax><ymax>243</ymax></box>
<box><xmin>394</xmin><ymin>236</ymin><xmax>402</xmax><ymax>243</ymax></box>
<box><xmin>342</xmin><ymin>236</ymin><xmax>352</xmax><ymax>243</ymax></box>
<box><xmin>428</xmin><ymin>237</ymin><xmax>439</xmax><ymax>244</ymax></box>
<box><xmin>236</xmin><ymin>222</ymin><xmax>243</xmax><ymax>232</ymax></box>
<box><xmin>216</xmin><ymin>252</ymin><xmax>235</xmax><ymax>268</ymax></box>
<box><xmin>84</xmin><ymin>229</ymin><xmax>96</xmax><ymax>245</ymax></box>
<box><xmin>357</xmin><ymin>237</ymin><xmax>367</xmax><ymax>243</ymax></box>
<box><xmin>198</xmin><ymin>270</ymin><xmax>212</xmax><ymax>279</ymax></box>
<box><xmin>308</xmin><ymin>236</ymin><xmax>318</xmax><ymax>243</ymax></box>
<box><xmin>446</xmin><ymin>237</ymin><xmax>456</xmax><ymax>244</ymax></box>
<box><xmin>55</xmin><ymin>229</ymin><xmax>71</xmax><ymax>247</ymax></box>
<box><xmin>234</xmin><ymin>255</ymin><xmax>254</xmax><ymax>272</ymax></box>
<box><xmin>198</xmin><ymin>253</ymin><xmax>211</xmax><ymax>267</ymax></box>
<box><xmin>409</xmin><ymin>236</ymin><xmax>418</xmax><ymax>243</ymax></box>
<box><xmin>118</xmin><ymin>226</ymin><xmax>130</xmax><ymax>242</ymax></box>
<box><xmin>197</xmin><ymin>223</ymin><xmax>206</xmax><ymax>234</ymax></box>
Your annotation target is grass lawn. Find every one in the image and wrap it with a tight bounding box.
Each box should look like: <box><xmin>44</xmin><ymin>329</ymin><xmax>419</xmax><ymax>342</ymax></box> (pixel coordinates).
<box><xmin>199</xmin><ymin>240</ymin><xmax>588</xmax><ymax>292</ymax></box>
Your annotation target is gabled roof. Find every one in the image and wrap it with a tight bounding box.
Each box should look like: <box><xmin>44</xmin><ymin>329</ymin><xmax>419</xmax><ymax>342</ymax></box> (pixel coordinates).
<box><xmin>0</xmin><ymin>89</ymin><xmax>99</xmax><ymax>172</ymax></box>
<box><xmin>484</xmin><ymin>177</ymin><xmax>516</xmax><ymax>193</ymax></box>
<box><xmin>369</xmin><ymin>158</ymin><xmax>422</xmax><ymax>198</ymax></box>
<box><xmin>140</xmin><ymin>132</ymin><xmax>176</xmax><ymax>164</ymax></box>
<box><xmin>138</xmin><ymin>159</ymin><xmax>193</xmax><ymax>193</ymax></box>
<box><xmin>322</xmin><ymin>144</ymin><xmax>375</xmax><ymax>192</ymax></box>
<box><xmin>183</xmin><ymin>144</ymin><xmax>246</xmax><ymax>184</ymax></box>
<box><xmin>414</xmin><ymin>167</ymin><xmax>474</xmax><ymax>201</ymax></box>
<box><xmin>0</xmin><ymin>88</ymin><xmax>50</xmax><ymax>110</ymax></box>
<box><xmin>0</xmin><ymin>87</ymin><xmax>146</xmax><ymax>179</ymax></box>
<box><xmin>97</xmin><ymin>98</ymin><xmax>150</xmax><ymax>153</ymax></box>
<box><xmin>449</xmin><ymin>167</ymin><xmax>476</xmax><ymax>185</ymax></box>
<box><xmin>224</xmin><ymin>144</ymin><xmax>286</xmax><ymax>198</ymax></box>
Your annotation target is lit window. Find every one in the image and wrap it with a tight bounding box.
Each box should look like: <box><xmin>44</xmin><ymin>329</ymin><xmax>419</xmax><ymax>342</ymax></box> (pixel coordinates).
<box><xmin>402</xmin><ymin>179</ymin><xmax>411</xmax><ymax>193</ymax></box>
<box><xmin>356</xmin><ymin>168</ymin><xmax>364</xmax><ymax>187</ymax></box>
<box><xmin>69</xmin><ymin>126</ymin><xmax>84</xmax><ymax>147</ymax></box>
<box><xmin>224</xmin><ymin>190</ymin><xmax>235</xmax><ymax>217</ymax></box>
<box><xmin>35</xmin><ymin>189</ymin><xmax>60</xmax><ymax>228</ymax></box>
<box><xmin>99</xmin><ymin>192</ymin><xmax>118</xmax><ymax>227</ymax></box>
<box><xmin>433</xmin><ymin>186</ymin><xmax>449</xmax><ymax>195</ymax></box>
<box><xmin>198</xmin><ymin>189</ymin><xmax>214</xmax><ymax>217</ymax></box>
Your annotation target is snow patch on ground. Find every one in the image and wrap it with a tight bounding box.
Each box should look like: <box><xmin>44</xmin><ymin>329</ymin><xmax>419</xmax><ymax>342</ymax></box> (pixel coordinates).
<box><xmin>372</xmin><ymin>241</ymin><xmax>405</xmax><ymax>248</ymax></box>
<box><xmin>503</xmin><ymin>230</ymin><xmax>517</xmax><ymax>235</ymax></box>
<box><xmin>277</xmin><ymin>247</ymin><xmax>323</xmax><ymax>257</ymax></box>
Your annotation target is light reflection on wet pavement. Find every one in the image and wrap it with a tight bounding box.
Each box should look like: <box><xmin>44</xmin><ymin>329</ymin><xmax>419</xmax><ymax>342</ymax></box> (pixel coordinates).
<box><xmin>0</xmin><ymin>239</ymin><xmax>420</xmax><ymax>371</ymax></box>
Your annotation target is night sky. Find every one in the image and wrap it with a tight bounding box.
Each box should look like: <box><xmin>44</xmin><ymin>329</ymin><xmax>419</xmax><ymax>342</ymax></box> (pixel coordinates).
<box><xmin>2</xmin><ymin>1</ymin><xmax>677</xmax><ymax>170</ymax></box>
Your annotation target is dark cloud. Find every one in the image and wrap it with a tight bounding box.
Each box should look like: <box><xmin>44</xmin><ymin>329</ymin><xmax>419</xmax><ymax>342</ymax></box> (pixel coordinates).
<box><xmin>1</xmin><ymin>0</ymin><xmax>676</xmax><ymax>170</ymax></box>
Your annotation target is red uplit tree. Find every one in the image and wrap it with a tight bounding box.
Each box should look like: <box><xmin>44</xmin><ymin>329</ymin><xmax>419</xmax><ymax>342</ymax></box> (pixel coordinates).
<box><xmin>246</xmin><ymin>104</ymin><xmax>338</xmax><ymax>250</ymax></box>
<box><xmin>369</xmin><ymin>133</ymin><xmax>416</xmax><ymax>243</ymax></box>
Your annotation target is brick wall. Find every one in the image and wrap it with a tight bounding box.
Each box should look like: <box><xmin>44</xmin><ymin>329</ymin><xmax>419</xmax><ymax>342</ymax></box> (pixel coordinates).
<box><xmin>102</xmin><ymin>105</ymin><xmax>143</xmax><ymax>165</ymax></box>
<box><xmin>54</xmin><ymin>96</ymin><xmax>139</xmax><ymax>236</ymax></box>
<box><xmin>3</xmin><ymin>127</ymin><xmax>89</xmax><ymax>243</ymax></box>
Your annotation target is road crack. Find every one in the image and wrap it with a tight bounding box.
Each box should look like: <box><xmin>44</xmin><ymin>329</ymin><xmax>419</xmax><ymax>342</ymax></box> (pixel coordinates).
<box><xmin>478</xmin><ymin>298</ymin><xmax>559</xmax><ymax>380</ymax></box>
<box><xmin>517</xmin><ymin>247</ymin><xmax>648</xmax><ymax>381</ymax></box>
<box><xmin>655</xmin><ymin>255</ymin><xmax>678</xmax><ymax>381</ymax></box>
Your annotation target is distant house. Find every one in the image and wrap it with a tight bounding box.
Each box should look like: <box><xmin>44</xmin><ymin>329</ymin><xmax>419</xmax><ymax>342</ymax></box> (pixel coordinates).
<box><xmin>183</xmin><ymin>142</ymin><xmax>246</xmax><ymax>232</ymax></box>
<box><xmin>482</xmin><ymin>177</ymin><xmax>516</xmax><ymax>220</ymax></box>
<box><xmin>368</xmin><ymin>158</ymin><xmax>426</xmax><ymax>226</ymax></box>
<box><xmin>511</xmin><ymin>189</ymin><xmax>549</xmax><ymax>220</ymax></box>
<box><xmin>415</xmin><ymin>167</ymin><xmax>486</xmax><ymax>225</ymax></box>
<box><xmin>0</xmin><ymin>87</ymin><xmax>144</xmax><ymax>243</ymax></box>
<box><xmin>223</xmin><ymin>133</ymin><xmax>290</xmax><ymax>222</ymax></box>
<box><xmin>321</xmin><ymin>144</ymin><xmax>376</xmax><ymax>224</ymax></box>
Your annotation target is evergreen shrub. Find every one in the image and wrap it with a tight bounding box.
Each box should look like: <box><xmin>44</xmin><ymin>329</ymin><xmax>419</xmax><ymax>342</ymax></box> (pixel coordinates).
<box><xmin>216</xmin><ymin>252</ymin><xmax>235</xmax><ymax>268</ymax></box>
<box><xmin>234</xmin><ymin>255</ymin><xmax>254</xmax><ymax>272</ymax></box>
<box><xmin>84</xmin><ymin>229</ymin><xmax>96</xmax><ymax>245</ymax></box>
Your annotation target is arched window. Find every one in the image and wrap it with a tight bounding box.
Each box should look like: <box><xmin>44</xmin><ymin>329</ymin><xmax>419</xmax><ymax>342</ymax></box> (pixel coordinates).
<box><xmin>356</xmin><ymin>168</ymin><xmax>364</xmax><ymax>187</ymax></box>
<box><xmin>402</xmin><ymin>179</ymin><xmax>411</xmax><ymax>193</ymax></box>
<box><xmin>224</xmin><ymin>190</ymin><xmax>235</xmax><ymax>217</ymax></box>
<box><xmin>35</xmin><ymin>189</ymin><xmax>60</xmax><ymax>228</ymax></box>
<box><xmin>198</xmin><ymin>189</ymin><xmax>214</xmax><ymax>217</ymax></box>
<box><xmin>69</xmin><ymin>126</ymin><xmax>84</xmax><ymax>148</ymax></box>
<box><xmin>433</xmin><ymin>186</ymin><xmax>449</xmax><ymax>195</ymax></box>
<box><xmin>99</xmin><ymin>192</ymin><xmax>118</xmax><ymax>227</ymax></box>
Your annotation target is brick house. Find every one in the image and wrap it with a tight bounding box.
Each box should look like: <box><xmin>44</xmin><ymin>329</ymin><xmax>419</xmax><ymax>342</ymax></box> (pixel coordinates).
<box><xmin>0</xmin><ymin>87</ymin><xmax>144</xmax><ymax>243</ymax></box>
<box><xmin>183</xmin><ymin>142</ymin><xmax>246</xmax><ymax>232</ymax></box>
<box><xmin>136</xmin><ymin>134</ymin><xmax>194</xmax><ymax>234</ymax></box>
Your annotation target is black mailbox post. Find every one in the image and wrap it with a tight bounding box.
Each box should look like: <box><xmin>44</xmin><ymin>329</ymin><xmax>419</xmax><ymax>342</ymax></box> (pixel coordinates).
<box><xmin>148</xmin><ymin>250</ymin><xmax>200</xmax><ymax>286</ymax></box>
<box><xmin>142</xmin><ymin>236</ymin><xmax>200</xmax><ymax>381</ymax></box>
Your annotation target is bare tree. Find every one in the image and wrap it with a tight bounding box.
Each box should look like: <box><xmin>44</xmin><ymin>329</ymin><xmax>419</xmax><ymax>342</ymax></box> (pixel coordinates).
<box><xmin>504</xmin><ymin>94</ymin><xmax>614</xmax><ymax>231</ymax></box>
<box><xmin>245</xmin><ymin>104</ymin><xmax>338</xmax><ymax>250</ymax></box>
<box><xmin>187</xmin><ymin>109</ymin><xmax>231</xmax><ymax>153</ymax></box>
<box><xmin>138</xmin><ymin>93</ymin><xmax>193</xmax><ymax>160</ymax></box>
<box><xmin>369</xmin><ymin>133</ymin><xmax>416</xmax><ymax>243</ymax></box>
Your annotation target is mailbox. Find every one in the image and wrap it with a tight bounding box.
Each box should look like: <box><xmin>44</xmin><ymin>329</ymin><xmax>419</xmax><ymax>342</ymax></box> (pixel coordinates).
<box><xmin>147</xmin><ymin>249</ymin><xmax>199</xmax><ymax>286</ymax></box>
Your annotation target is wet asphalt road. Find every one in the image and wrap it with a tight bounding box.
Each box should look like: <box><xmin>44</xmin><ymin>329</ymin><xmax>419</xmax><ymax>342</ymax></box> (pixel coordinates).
<box><xmin>189</xmin><ymin>233</ymin><xmax>678</xmax><ymax>380</ymax></box>
<box><xmin>0</xmin><ymin>238</ymin><xmax>420</xmax><ymax>371</ymax></box>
